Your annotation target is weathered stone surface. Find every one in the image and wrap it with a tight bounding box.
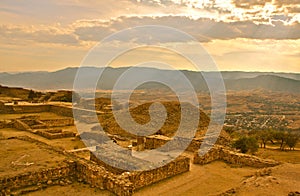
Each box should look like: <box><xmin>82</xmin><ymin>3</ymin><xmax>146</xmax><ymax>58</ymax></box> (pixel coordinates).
<box><xmin>41</xmin><ymin>119</ymin><xmax>74</xmax><ymax>127</ymax></box>
<box><xmin>13</xmin><ymin>120</ymin><xmax>32</xmax><ymax>132</ymax></box>
<box><xmin>129</xmin><ymin>156</ymin><xmax>190</xmax><ymax>190</ymax></box>
<box><xmin>12</xmin><ymin>116</ymin><xmax>76</xmax><ymax>140</ymax></box>
<box><xmin>90</xmin><ymin>146</ymin><xmax>190</xmax><ymax>191</ymax></box>
<box><xmin>35</xmin><ymin>129</ymin><xmax>75</xmax><ymax>139</ymax></box>
<box><xmin>145</xmin><ymin>134</ymin><xmax>231</xmax><ymax>153</ymax></box>
<box><xmin>193</xmin><ymin>145</ymin><xmax>280</xmax><ymax>168</ymax></box>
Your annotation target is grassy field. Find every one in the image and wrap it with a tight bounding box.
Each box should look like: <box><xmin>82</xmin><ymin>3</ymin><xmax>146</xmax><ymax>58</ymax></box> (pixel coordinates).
<box><xmin>0</xmin><ymin>128</ymin><xmax>86</xmax><ymax>151</ymax></box>
<box><xmin>256</xmin><ymin>148</ymin><xmax>300</xmax><ymax>164</ymax></box>
<box><xmin>0</xmin><ymin>139</ymin><xmax>67</xmax><ymax>177</ymax></box>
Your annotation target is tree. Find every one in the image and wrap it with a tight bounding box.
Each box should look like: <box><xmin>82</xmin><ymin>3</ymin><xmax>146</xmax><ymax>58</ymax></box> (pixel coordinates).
<box><xmin>233</xmin><ymin>136</ymin><xmax>259</xmax><ymax>154</ymax></box>
<box><xmin>272</xmin><ymin>130</ymin><xmax>287</xmax><ymax>150</ymax></box>
<box><xmin>271</xmin><ymin>130</ymin><xmax>299</xmax><ymax>151</ymax></box>
<box><xmin>285</xmin><ymin>132</ymin><xmax>299</xmax><ymax>150</ymax></box>
<box><xmin>252</xmin><ymin>130</ymin><xmax>272</xmax><ymax>148</ymax></box>
<box><xmin>28</xmin><ymin>90</ymin><xmax>36</xmax><ymax>102</ymax></box>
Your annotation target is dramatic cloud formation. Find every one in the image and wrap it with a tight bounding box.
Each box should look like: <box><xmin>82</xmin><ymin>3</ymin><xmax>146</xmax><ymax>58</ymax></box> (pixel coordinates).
<box><xmin>0</xmin><ymin>0</ymin><xmax>299</xmax><ymax>72</ymax></box>
<box><xmin>72</xmin><ymin>16</ymin><xmax>300</xmax><ymax>42</ymax></box>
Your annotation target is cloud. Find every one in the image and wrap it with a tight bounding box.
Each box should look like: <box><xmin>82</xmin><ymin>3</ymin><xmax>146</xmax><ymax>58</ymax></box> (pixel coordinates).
<box><xmin>73</xmin><ymin>16</ymin><xmax>300</xmax><ymax>43</ymax></box>
<box><xmin>232</xmin><ymin>0</ymin><xmax>272</xmax><ymax>9</ymax></box>
<box><xmin>1</xmin><ymin>0</ymin><xmax>299</xmax><ymax>73</ymax></box>
<box><xmin>286</xmin><ymin>6</ymin><xmax>300</xmax><ymax>13</ymax></box>
<box><xmin>74</xmin><ymin>25</ymin><xmax>113</xmax><ymax>42</ymax></box>
<box><xmin>274</xmin><ymin>0</ymin><xmax>300</xmax><ymax>7</ymax></box>
<box><xmin>1</xmin><ymin>15</ymin><xmax>300</xmax><ymax>47</ymax></box>
<box><xmin>0</xmin><ymin>24</ymin><xmax>79</xmax><ymax>45</ymax></box>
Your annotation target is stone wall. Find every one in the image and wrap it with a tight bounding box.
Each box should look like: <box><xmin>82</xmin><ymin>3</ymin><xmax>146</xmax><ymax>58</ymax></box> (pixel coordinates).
<box><xmin>0</xmin><ymin>103</ymin><xmax>73</xmax><ymax>117</ymax></box>
<box><xmin>0</xmin><ymin>164</ymin><xmax>74</xmax><ymax>195</ymax></box>
<box><xmin>0</xmin><ymin>102</ymin><xmax>14</xmax><ymax>114</ymax></box>
<box><xmin>13</xmin><ymin>116</ymin><xmax>74</xmax><ymax>130</ymax></box>
<box><xmin>145</xmin><ymin>135</ymin><xmax>170</xmax><ymax>149</ymax></box>
<box><xmin>0</xmin><ymin>103</ymin><xmax>105</xmax><ymax>123</ymax></box>
<box><xmin>193</xmin><ymin>145</ymin><xmax>280</xmax><ymax>168</ymax></box>
<box><xmin>12</xmin><ymin>116</ymin><xmax>76</xmax><ymax>140</ymax></box>
<box><xmin>0</xmin><ymin>136</ymin><xmax>133</xmax><ymax>196</ymax></box>
<box><xmin>0</xmin><ymin>159</ymin><xmax>133</xmax><ymax>196</ymax></box>
<box><xmin>90</xmin><ymin>150</ymin><xmax>190</xmax><ymax>191</ymax></box>
<box><xmin>50</xmin><ymin>105</ymin><xmax>73</xmax><ymax>117</ymax></box>
<box><xmin>129</xmin><ymin>156</ymin><xmax>190</xmax><ymax>190</ymax></box>
<box><xmin>13</xmin><ymin>120</ymin><xmax>32</xmax><ymax>132</ymax></box>
<box><xmin>145</xmin><ymin>135</ymin><xmax>231</xmax><ymax>153</ymax></box>
<box><xmin>41</xmin><ymin>119</ymin><xmax>74</xmax><ymax>127</ymax></box>
<box><xmin>0</xmin><ymin>121</ymin><xmax>11</xmax><ymax>129</ymax></box>
<box><xmin>0</xmin><ymin>121</ymin><xmax>5</xmax><ymax>129</ymax></box>
<box><xmin>12</xmin><ymin>105</ymin><xmax>51</xmax><ymax>113</ymax></box>
<box><xmin>145</xmin><ymin>135</ymin><xmax>196</xmax><ymax>152</ymax></box>
<box><xmin>0</xmin><ymin>136</ymin><xmax>190</xmax><ymax>196</ymax></box>
<box><xmin>74</xmin><ymin>159</ymin><xmax>133</xmax><ymax>196</ymax></box>
<box><xmin>35</xmin><ymin>130</ymin><xmax>76</xmax><ymax>140</ymax></box>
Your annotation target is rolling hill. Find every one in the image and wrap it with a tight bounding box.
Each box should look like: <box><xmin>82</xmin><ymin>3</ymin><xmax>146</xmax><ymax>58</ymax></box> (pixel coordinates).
<box><xmin>0</xmin><ymin>67</ymin><xmax>299</xmax><ymax>93</ymax></box>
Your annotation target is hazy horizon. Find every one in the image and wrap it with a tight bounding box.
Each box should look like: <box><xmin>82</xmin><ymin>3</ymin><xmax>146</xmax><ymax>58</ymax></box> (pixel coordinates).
<box><xmin>1</xmin><ymin>66</ymin><xmax>300</xmax><ymax>75</ymax></box>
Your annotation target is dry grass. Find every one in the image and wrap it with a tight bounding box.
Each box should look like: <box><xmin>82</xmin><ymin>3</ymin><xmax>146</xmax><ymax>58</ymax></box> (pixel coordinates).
<box><xmin>0</xmin><ymin>139</ymin><xmax>67</xmax><ymax>177</ymax></box>
<box><xmin>0</xmin><ymin>128</ymin><xmax>85</xmax><ymax>151</ymax></box>
<box><xmin>256</xmin><ymin>148</ymin><xmax>300</xmax><ymax>164</ymax></box>
<box><xmin>98</xmin><ymin>101</ymin><xmax>210</xmax><ymax>138</ymax></box>
<box><xmin>24</xmin><ymin>182</ymin><xmax>113</xmax><ymax>196</ymax></box>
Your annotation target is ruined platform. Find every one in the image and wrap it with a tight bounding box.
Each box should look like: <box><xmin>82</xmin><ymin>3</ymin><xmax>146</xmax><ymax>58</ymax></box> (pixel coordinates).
<box><xmin>194</xmin><ymin>145</ymin><xmax>280</xmax><ymax>168</ymax></box>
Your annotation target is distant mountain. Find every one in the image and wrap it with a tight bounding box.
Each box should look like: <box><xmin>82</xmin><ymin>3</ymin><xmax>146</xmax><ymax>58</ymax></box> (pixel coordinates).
<box><xmin>0</xmin><ymin>67</ymin><xmax>299</xmax><ymax>93</ymax></box>
<box><xmin>218</xmin><ymin>71</ymin><xmax>300</xmax><ymax>81</ymax></box>
<box><xmin>225</xmin><ymin>75</ymin><xmax>300</xmax><ymax>92</ymax></box>
<box><xmin>0</xmin><ymin>72</ymin><xmax>11</xmax><ymax>78</ymax></box>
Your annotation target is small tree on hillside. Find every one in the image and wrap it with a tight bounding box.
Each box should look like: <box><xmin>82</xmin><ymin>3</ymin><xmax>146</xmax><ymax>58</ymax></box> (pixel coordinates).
<box><xmin>252</xmin><ymin>129</ymin><xmax>272</xmax><ymax>148</ymax></box>
<box><xmin>232</xmin><ymin>136</ymin><xmax>259</xmax><ymax>154</ymax></box>
<box><xmin>270</xmin><ymin>130</ymin><xmax>299</xmax><ymax>151</ymax></box>
<box><xmin>28</xmin><ymin>90</ymin><xmax>36</xmax><ymax>102</ymax></box>
<box><xmin>272</xmin><ymin>130</ymin><xmax>287</xmax><ymax>150</ymax></box>
<box><xmin>285</xmin><ymin>132</ymin><xmax>299</xmax><ymax>150</ymax></box>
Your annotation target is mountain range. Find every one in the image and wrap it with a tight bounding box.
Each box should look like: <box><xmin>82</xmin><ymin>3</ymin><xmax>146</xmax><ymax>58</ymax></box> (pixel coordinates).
<box><xmin>0</xmin><ymin>67</ymin><xmax>299</xmax><ymax>93</ymax></box>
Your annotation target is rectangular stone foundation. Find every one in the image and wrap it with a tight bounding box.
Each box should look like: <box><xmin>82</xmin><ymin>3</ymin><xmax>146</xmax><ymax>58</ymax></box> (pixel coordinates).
<box><xmin>90</xmin><ymin>151</ymin><xmax>190</xmax><ymax>190</ymax></box>
<box><xmin>0</xmin><ymin>136</ymin><xmax>190</xmax><ymax>196</ymax></box>
<box><xmin>35</xmin><ymin>129</ymin><xmax>76</xmax><ymax>139</ymax></box>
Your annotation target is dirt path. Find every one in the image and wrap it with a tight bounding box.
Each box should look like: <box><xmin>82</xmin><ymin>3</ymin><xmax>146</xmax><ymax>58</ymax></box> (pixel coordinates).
<box><xmin>135</xmin><ymin>161</ymin><xmax>257</xmax><ymax>196</ymax></box>
<box><xmin>236</xmin><ymin>163</ymin><xmax>300</xmax><ymax>196</ymax></box>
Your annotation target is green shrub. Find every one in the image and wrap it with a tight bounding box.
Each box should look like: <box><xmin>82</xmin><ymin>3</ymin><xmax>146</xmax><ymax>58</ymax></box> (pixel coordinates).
<box><xmin>233</xmin><ymin>136</ymin><xmax>259</xmax><ymax>154</ymax></box>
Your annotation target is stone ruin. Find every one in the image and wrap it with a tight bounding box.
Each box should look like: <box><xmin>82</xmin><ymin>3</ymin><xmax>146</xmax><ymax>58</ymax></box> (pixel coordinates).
<box><xmin>0</xmin><ymin>136</ymin><xmax>190</xmax><ymax>196</ymax></box>
<box><xmin>90</xmin><ymin>147</ymin><xmax>190</xmax><ymax>190</ymax></box>
<box><xmin>13</xmin><ymin>115</ymin><xmax>76</xmax><ymax>139</ymax></box>
<box><xmin>0</xmin><ymin>133</ymin><xmax>281</xmax><ymax>196</ymax></box>
<box><xmin>193</xmin><ymin>145</ymin><xmax>280</xmax><ymax>168</ymax></box>
<box><xmin>0</xmin><ymin>104</ymin><xmax>283</xmax><ymax>195</ymax></box>
<box><xmin>0</xmin><ymin>128</ymin><xmax>283</xmax><ymax>196</ymax></box>
<box><xmin>144</xmin><ymin>133</ymin><xmax>231</xmax><ymax>153</ymax></box>
<box><xmin>80</xmin><ymin>131</ymin><xmax>191</xmax><ymax>189</ymax></box>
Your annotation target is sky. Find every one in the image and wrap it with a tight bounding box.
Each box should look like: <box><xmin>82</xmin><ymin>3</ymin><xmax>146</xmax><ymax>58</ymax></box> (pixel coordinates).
<box><xmin>0</xmin><ymin>0</ymin><xmax>300</xmax><ymax>73</ymax></box>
